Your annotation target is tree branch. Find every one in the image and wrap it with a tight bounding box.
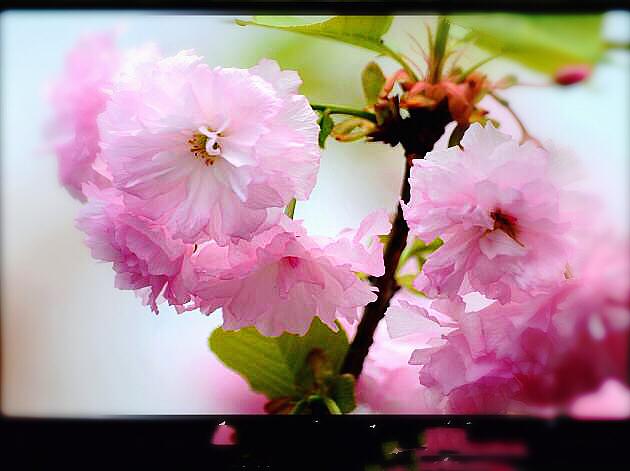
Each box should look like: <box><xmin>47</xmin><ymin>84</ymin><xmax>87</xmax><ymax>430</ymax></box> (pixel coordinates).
<box><xmin>340</xmin><ymin>157</ymin><xmax>412</xmax><ymax>377</ymax></box>
<box><xmin>340</xmin><ymin>101</ymin><xmax>454</xmax><ymax>379</ymax></box>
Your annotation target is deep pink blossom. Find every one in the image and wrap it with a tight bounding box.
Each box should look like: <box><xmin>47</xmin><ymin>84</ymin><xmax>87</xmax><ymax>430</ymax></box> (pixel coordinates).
<box><xmin>186</xmin><ymin>211</ymin><xmax>390</xmax><ymax>336</ymax></box>
<box><xmin>390</xmin><ymin>235</ymin><xmax>629</xmax><ymax>413</ymax></box>
<box><xmin>98</xmin><ymin>52</ymin><xmax>320</xmax><ymax>244</ymax></box>
<box><xmin>211</xmin><ymin>423</ymin><xmax>237</xmax><ymax>445</ymax></box>
<box><xmin>404</xmin><ymin>123</ymin><xmax>584</xmax><ymax>304</ymax></box>
<box><xmin>76</xmin><ymin>183</ymin><xmax>191</xmax><ymax>313</ymax></box>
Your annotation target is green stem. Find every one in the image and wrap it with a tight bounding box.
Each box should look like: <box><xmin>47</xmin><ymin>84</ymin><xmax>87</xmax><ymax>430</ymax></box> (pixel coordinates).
<box><xmin>429</xmin><ymin>17</ymin><xmax>451</xmax><ymax>83</ymax></box>
<box><xmin>605</xmin><ymin>40</ymin><xmax>630</xmax><ymax>50</ymax></box>
<box><xmin>381</xmin><ymin>43</ymin><xmax>419</xmax><ymax>82</ymax></box>
<box><xmin>457</xmin><ymin>54</ymin><xmax>498</xmax><ymax>83</ymax></box>
<box><xmin>284</xmin><ymin>198</ymin><xmax>297</xmax><ymax>219</ymax></box>
<box><xmin>311</xmin><ymin>104</ymin><xmax>376</xmax><ymax>123</ymax></box>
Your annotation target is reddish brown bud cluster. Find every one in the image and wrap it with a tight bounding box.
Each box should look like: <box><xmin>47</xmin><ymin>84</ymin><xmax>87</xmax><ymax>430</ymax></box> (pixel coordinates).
<box><xmin>368</xmin><ymin>67</ymin><xmax>494</xmax><ymax>151</ymax></box>
<box><xmin>376</xmin><ymin>68</ymin><xmax>492</xmax><ymax>126</ymax></box>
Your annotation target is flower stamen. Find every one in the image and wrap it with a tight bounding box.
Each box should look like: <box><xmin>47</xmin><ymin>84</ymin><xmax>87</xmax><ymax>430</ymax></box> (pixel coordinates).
<box><xmin>188</xmin><ymin>126</ymin><xmax>223</xmax><ymax>166</ymax></box>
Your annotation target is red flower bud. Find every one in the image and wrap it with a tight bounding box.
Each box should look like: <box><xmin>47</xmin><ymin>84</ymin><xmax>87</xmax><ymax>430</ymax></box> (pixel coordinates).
<box><xmin>554</xmin><ymin>64</ymin><xmax>591</xmax><ymax>86</ymax></box>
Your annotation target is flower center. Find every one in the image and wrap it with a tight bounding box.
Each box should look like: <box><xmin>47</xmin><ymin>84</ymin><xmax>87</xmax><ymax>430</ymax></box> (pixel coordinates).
<box><xmin>284</xmin><ymin>256</ymin><xmax>301</xmax><ymax>269</ymax></box>
<box><xmin>188</xmin><ymin>126</ymin><xmax>223</xmax><ymax>166</ymax></box>
<box><xmin>490</xmin><ymin>209</ymin><xmax>523</xmax><ymax>245</ymax></box>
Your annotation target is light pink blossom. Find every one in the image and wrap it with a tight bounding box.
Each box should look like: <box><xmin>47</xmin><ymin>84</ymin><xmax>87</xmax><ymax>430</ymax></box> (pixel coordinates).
<box><xmin>76</xmin><ymin>183</ymin><xmax>191</xmax><ymax>313</ymax></box>
<box><xmin>404</xmin><ymin>123</ymin><xmax>583</xmax><ymax>304</ymax></box>
<box><xmin>98</xmin><ymin>52</ymin><xmax>320</xmax><ymax>245</ymax></box>
<box><xmin>47</xmin><ymin>32</ymin><xmax>120</xmax><ymax>201</ymax></box>
<box><xmin>569</xmin><ymin>379</ymin><xmax>630</xmax><ymax>419</ymax></box>
<box><xmin>186</xmin><ymin>211</ymin><xmax>390</xmax><ymax>336</ymax></box>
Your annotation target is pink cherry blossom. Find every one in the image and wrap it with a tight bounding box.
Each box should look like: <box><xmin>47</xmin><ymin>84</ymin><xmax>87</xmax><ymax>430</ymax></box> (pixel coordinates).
<box><xmin>186</xmin><ymin>211</ymin><xmax>390</xmax><ymax>336</ymax></box>
<box><xmin>404</xmin><ymin>123</ymin><xmax>583</xmax><ymax>304</ymax></box>
<box><xmin>48</xmin><ymin>32</ymin><xmax>161</xmax><ymax>202</ymax></box>
<box><xmin>76</xmin><ymin>183</ymin><xmax>192</xmax><ymax>313</ymax></box>
<box><xmin>47</xmin><ymin>32</ymin><xmax>120</xmax><ymax>201</ymax></box>
<box><xmin>391</xmin><ymin>234</ymin><xmax>629</xmax><ymax>413</ymax></box>
<box><xmin>98</xmin><ymin>52</ymin><xmax>320</xmax><ymax>245</ymax></box>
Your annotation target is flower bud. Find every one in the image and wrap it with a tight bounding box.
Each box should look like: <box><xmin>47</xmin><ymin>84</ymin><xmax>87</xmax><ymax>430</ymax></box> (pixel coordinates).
<box><xmin>554</xmin><ymin>64</ymin><xmax>591</xmax><ymax>86</ymax></box>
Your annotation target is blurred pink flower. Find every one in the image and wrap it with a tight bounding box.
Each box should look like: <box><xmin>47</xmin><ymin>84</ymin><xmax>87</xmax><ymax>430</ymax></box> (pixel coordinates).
<box><xmin>76</xmin><ymin>183</ymin><xmax>191</xmax><ymax>313</ymax></box>
<box><xmin>418</xmin><ymin>427</ymin><xmax>526</xmax><ymax>470</ymax></box>
<box><xmin>99</xmin><ymin>52</ymin><xmax>320</xmax><ymax>245</ymax></box>
<box><xmin>186</xmin><ymin>211</ymin><xmax>390</xmax><ymax>336</ymax></box>
<box><xmin>47</xmin><ymin>32</ymin><xmax>120</xmax><ymax>201</ymax></box>
<box><xmin>205</xmin><ymin>352</ymin><xmax>267</xmax><ymax>414</ymax></box>
<box><xmin>211</xmin><ymin>423</ymin><xmax>237</xmax><ymax>445</ymax></box>
<box><xmin>393</xmin><ymin>235</ymin><xmax>629</xmax><ymax>413</ymax></box>
<box><xmin>404</xmin><ymin>123</ymin><xmax>583</xmax><ymax>304</ymax></box>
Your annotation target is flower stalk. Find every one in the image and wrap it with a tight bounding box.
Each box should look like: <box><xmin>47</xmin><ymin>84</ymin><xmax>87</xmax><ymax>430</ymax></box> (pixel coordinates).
<box><xmin>310</xmin><ymin>103</ymin><xmax>377</xmax><ymax>123</ymax></box>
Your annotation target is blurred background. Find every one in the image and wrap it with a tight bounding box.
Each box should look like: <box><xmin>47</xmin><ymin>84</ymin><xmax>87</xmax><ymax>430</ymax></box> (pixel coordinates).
<box><xmin>1</xmin><ymin>11</ymin><xmax>628</xmax><ymax>416</ymax></box>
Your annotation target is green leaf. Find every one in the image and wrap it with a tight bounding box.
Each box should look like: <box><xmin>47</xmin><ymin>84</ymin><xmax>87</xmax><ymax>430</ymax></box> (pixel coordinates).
<box><xmin>361</xmin><ymin>61</ymin><xmax>386</xmax><ymax>106</ymax></box>
<box><xmin>318</xmin><ymin>111</ymin><xmax>334</xmax><ymax>148</ymax></box>
<box><xmin>449</xmin><ymin>14</ymin><xmax>605</xmax><ymax>75</ymax></box>
<box><xmin>329</xmin><ymin>373</ymin><xmax>357</xmax><ymax>414</ymax></box>
<box><xmin>277</xmin><ymin>319</ymin><xmax>349</xmax><ymax>379</ymax></box>
<box><xmin>209</xmin><ymin>318</ymin><xmax>349</xmax><ymax>399</ymax></box>
<box><xmin>236</xmin><ymin>16</ymin><xmax>394</xmax><ymax>55</ymax></box>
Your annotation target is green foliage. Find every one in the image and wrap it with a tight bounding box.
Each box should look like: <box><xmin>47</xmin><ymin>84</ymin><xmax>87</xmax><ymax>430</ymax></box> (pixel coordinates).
<box><xmin>236</xmin><ymin>16</ymin><xmax>394</xmax><ymax>55</ymax></box>
<box><xmin>362</xmin><ymin>61</ymin><xmax>386</xmax><ymax>106</ymax></box>
<box><xmin>397</xmin><ymin>238</ymin><xmax>444</xmax><ymax>295</ymax></box>
<box><xmin>209</xmin><ymin>318</ymin><xmax>350</xmax><ymax>401</ymax></box>
<box><xmin>398</xmin><ymin>237</ymin><xmax>443</xmax><ymax>271</ymax></box>
<box><xmin>329</xmin><ymin>373</ymin><xmax>357</xmax><ymax>413</ymax></box>
<box><xmin>449</xmin><ymin>14</ymin><xmax>604</xmax><ymax>75</ymax></box>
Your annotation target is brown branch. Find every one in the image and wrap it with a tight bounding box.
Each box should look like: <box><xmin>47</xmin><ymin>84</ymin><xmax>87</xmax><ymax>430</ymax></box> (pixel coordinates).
<box><xmin>341</xmin><ymin>101</ymin><xmax>454</xmax><ymax>378</ymax></box>
<box><xmin>340</xmin><ymin>158</ymin><xmax>412</xmax><ymax>377</ymax></box>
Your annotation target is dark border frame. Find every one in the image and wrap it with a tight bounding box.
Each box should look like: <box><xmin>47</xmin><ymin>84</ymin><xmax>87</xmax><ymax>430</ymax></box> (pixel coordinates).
<box><xmin>1</xmin><ymin>2</ymin><xmax>629</xmax><ymax>467</ymax></box>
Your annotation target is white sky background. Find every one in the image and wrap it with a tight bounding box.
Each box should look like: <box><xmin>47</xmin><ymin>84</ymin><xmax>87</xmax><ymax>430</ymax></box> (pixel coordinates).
<box><xmin>1</xmin><ymin>12</ymin><xmax>628</xmax><ymax>416</ymax></box>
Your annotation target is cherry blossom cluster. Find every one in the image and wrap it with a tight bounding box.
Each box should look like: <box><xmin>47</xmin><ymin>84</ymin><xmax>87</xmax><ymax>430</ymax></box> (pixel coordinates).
<box><xmin>49</xmin><ymin>34</ymin><xmax>389</xmax><ymax>336</ymax></box>
<box><xmin>48</xmin><ymin>33</ymin><xmax>629</xmax><ymax>414</ymax></box>
<box><xmin>387</xmin><ymin>124</ymin><xmax>630</xmax><ymax>413</ymax></box>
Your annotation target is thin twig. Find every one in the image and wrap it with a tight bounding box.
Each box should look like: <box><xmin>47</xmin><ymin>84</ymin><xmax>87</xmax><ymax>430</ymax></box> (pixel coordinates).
<box><xmin>310</xmin><ymin>104</ymin><xmax>377</xmax><ymax>123</ymax></box>
<box><xmin>488</xmin><ymin>91</ymin><xmax>541</xmax><ymax>146</ymax></box>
